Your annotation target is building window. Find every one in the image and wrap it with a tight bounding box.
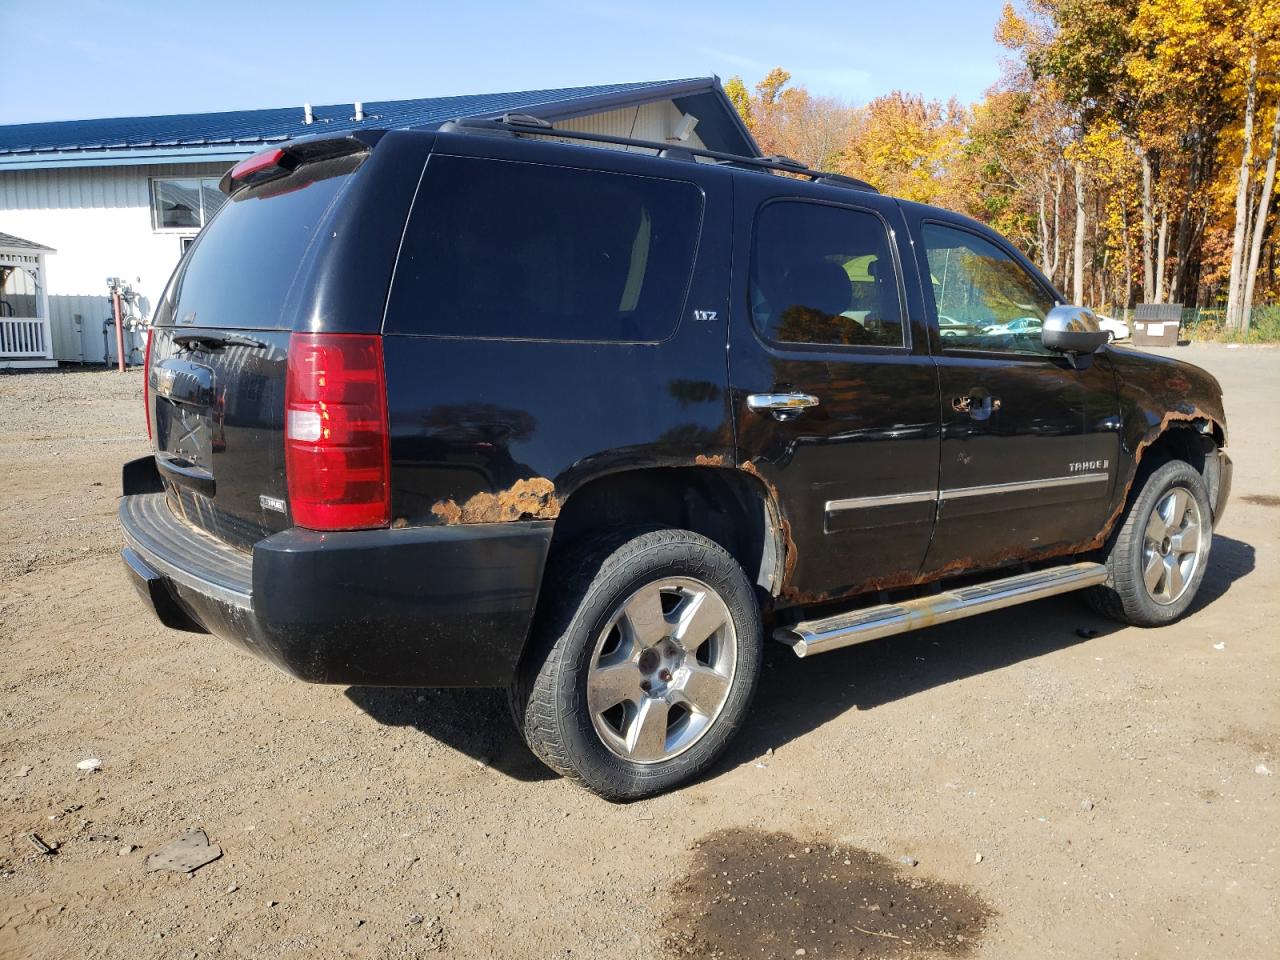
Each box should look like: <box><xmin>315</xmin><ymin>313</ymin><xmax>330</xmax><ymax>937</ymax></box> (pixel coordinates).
<box><xmin>151</xmin><ymin>177</ymin><xmax>226</xmax><ymax>231</ymax></box>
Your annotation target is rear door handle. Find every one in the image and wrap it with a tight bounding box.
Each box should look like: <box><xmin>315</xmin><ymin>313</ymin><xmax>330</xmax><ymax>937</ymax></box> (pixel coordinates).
<box><xmin>747</xmin><ymin>392</ymin><xmax>821</xmax><ymax>421</ymax></box>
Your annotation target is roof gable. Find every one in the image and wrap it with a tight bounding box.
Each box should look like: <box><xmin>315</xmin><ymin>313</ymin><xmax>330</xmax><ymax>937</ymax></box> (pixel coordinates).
<box><xmin>0</xmin><ymin>231</ymin><xmax>55</xmax><ymax>252</ymax></box>
<box><xmin>0</xmin><ymin>78</ymin><xmax>757</xmax><ymax>169</ymax></box>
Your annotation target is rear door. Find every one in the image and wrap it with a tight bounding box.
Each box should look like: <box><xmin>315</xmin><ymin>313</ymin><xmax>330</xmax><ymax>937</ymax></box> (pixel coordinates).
<box><xmin>728</xmin><ymin>175</ymin><xmax>941</xmax><ymax>602</ymax></box>
<box><xmin>904</xmin><ymin>214</ymin><xmax>1121</xmax><ymax>577</ymax></box>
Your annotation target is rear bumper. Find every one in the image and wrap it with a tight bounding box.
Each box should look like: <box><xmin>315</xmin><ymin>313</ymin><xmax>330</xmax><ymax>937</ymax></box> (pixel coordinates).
<box><xmin>118</xmin><ymin>486</ymin><xmax>552</xmax><ymax>687</ymax></box>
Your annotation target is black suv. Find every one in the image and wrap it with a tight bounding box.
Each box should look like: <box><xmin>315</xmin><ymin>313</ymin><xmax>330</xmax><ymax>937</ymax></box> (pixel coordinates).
<box><xmin>120</xmin><ymin>118</ymin><xmax>1231</xmax><ymax>800</ymax></box>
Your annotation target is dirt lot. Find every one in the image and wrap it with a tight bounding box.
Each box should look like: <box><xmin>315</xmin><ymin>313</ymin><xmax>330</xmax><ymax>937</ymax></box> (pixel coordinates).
<box><xmin>1</xmin><ymin>345</ymin><xmax>1276</xmax><ymax>960</ymax></box>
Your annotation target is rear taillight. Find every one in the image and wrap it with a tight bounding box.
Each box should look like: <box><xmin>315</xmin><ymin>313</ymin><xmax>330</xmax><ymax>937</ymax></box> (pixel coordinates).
<box><xmin>143</xmin><ymin>326</ymin><xmax>154</xmax><ymax>441</ymax></box>
<box><xmin>285</xmin><ymin>333</ymin><xmax>390</xmax><ymax>530</ymax></box>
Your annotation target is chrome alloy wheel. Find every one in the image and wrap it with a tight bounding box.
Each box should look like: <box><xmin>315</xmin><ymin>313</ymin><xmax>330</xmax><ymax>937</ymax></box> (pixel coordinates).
<box><xmin>586</xmin><ymin>577</ymin><xmax>737</xmax><ymax>764</ymax></box>
<box><xmin>1142</xmin><ymin>486</ymin><xmax>1206</xmax><ymax>605</ymax></box>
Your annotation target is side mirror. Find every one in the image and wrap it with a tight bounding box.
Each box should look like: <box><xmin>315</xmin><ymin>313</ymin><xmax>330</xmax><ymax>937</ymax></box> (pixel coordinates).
<box><xmin>1041</xmin><ymin>305</ymin><xmax>1110</xmax><ymax>359</ymax></box>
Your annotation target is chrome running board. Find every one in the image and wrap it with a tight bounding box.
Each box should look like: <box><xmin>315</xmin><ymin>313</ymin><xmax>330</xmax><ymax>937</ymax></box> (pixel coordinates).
<box><xmin>775</xmin><ymin>561</ymin><xmax>1108</xmax><ymax>658</ymax></box>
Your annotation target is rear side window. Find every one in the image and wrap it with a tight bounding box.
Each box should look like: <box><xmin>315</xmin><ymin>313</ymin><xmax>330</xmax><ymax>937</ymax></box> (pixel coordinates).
<box><xmin>750</xmin><ymin>200</ymin><xmax>905</xmax><ymax>348</ymax></box>
<box><xmin>385</xmin><ymin>155</ymin><xmax>703</xmax><ymax>342</ymax></box>
<box><xmin>156</xmin><ymin>156</ymin><xmax>359</xmax><ymax>330</ymax></box>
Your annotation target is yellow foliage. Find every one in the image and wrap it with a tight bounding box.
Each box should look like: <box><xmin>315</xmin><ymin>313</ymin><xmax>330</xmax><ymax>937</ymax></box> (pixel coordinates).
<box><xmin>836</xmin><ymin>93</ymin><xmax>965</xmax><ymax>205</ymax></box>
<box><xmin>721</xmin><ymin>0</ymin><xmax>1280</xmax><ymax>307</ymax></box>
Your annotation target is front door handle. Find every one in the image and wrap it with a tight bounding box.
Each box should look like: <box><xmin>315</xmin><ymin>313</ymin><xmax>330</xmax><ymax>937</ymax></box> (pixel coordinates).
<box><xmin>747</xmin><ymin>392</ymin><xmax>821</xmax><ymax>421</ymax></box>
<box><xmin>951</xmin><ymin>394</ymin><xmax>1002</xmax><ymax>420</ymax></box>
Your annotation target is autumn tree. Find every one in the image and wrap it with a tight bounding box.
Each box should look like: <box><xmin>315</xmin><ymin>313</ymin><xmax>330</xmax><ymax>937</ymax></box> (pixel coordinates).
<box><xmin>720</xmin><ymin>0</ymin><xmax>1280</xmax><ymax>323</ymax></box>
<box><xmin>836</xmin><ymin>92</ymin><xmax>965</xmax><ymax>205</ymax></box>
<box><xmin>726</xmin><ymin>69</ymin><xmax>856</xmax><ymax>169</ymax></box>
<box><xmin>1217</xmin><ymin>0</ymin><xmax>1280</xmax><ymax>330</ymax></box>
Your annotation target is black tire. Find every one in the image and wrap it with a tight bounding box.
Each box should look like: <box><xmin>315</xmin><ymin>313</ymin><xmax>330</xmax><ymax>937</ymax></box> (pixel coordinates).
<box><xmin>511</xmin><ymin>528</ymin><xmax>763</xmax><ymax>801</ymax></box>
<box><xmin>1086</xmin><ymin>459</ymin><xmax>1213</xmax><ymax>626</ymax></box>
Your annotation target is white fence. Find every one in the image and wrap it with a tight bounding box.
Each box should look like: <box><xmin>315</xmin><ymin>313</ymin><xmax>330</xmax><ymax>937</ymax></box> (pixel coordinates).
<box><xmin>0</xmin><ymin>317</ymin><xmax>50</xmax><ymax>357</ymax></box>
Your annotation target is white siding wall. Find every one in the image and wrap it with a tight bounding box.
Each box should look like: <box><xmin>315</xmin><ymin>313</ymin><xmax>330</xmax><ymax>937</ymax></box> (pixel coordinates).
<box><xmin>557</xmin><ymin>101</ymin><xmax>708</xmax><ymax>150</ymax></box>
<box><xmin>0</xmin><ymin>100</ymin><xmax>705</xmax><ymax>363</ymax></box>
<box><xmin>0</xmin><ymin>161</ymin><xmax>229</xmax><ymax>362</ymax></box>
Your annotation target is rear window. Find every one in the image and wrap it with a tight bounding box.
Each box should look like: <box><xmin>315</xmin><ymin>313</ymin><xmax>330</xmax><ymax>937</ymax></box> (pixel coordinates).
<box><xmin>156</xmin><ymin>156</ymin><xmax>359</xmax><ymax>330</ymax></box>
<box><xmin>384</xmin><ymin>155</ymin><xmax>703</xmax><ymax>342</ymax></box>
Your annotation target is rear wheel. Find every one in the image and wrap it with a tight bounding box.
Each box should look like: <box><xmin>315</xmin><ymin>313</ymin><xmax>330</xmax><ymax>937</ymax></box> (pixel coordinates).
<box><xmin>511</xmin><ymin>529</ymin><xmax>762</xmax><ymax>800</ymax></box>
<box><xmin>1087</xmin><ymin>459</ymin><xmax>1213</xmax><ymax>626</ymax></box>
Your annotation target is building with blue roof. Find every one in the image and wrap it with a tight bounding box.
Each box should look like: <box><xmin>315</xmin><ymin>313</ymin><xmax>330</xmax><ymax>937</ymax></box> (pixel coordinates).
<box><xmin>0</xmin><ymin>78</ymin><xmax>754</xmax><ymax>365</ymax></box>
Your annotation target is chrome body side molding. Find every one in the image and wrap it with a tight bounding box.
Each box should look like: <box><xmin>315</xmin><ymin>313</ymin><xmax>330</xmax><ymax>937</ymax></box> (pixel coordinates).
<box><xmin>940</xmin><ymin>472</ymin><xmax>1108</xmax><ymax>500</ymax></box>
<box><xmin>825</xmin><ymin>490</ymin><xmax>937</xmax><ymax>512</ymax></box>
<box><xmin>823</xmin><ymin>472</ymin><xmax>1109</xmax><ymax>517</ymax></box>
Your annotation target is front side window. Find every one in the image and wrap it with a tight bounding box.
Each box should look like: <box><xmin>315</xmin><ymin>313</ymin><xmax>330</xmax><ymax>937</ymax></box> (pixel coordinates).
<box><xmin>750</xmin><ymin>200</ymin><xmax>905</xmax><ymax>348</ymax></box>
<box><xmin>151</xmin><ymin>177</ymin><xmax>226</xmax><ymax>231</ymax></box>
<box><xmin>922</xmin><ymin>222</ymin><xmax>1055</xmax><ymax>355</ymax></box>
<box><xmin>385</xmin><ymin>155</ymin><xmax>703</xmax><ymax>342</ymax></box>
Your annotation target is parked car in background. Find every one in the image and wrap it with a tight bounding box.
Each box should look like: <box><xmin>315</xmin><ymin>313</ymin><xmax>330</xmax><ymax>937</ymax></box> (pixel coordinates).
<box><xmin>938</xmin><ymin>314</ymin><xmax>984</xmax><ymax>338</ymax></box>
<box><xmin>1095</xmin><ymin>313</ymin><xmax>1132</xmax><ymax>341</ymax></box>
<box><xmin>119</xmin><ymin>118</ymin><xmax>1231</xmax><ymax>800</ymax></box>
<box><xmin>982</xmin><ymin>316</ymin><xmax>1042</xmax><ymax>335</ymax></box>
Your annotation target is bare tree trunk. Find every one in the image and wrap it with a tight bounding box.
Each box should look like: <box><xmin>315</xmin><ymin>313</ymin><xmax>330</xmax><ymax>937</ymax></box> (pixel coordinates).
<box><xmin>1093</xmin><ymin>192</ymin><xmax>1106</xmax><ymax>309</ymax></box>
<box><xmin>1242</xmin><ymin>100</ymin><xmax>1280</xmax><ymax>333</ymax></box>
<box><xmin>1038</xmin><ymin>188</ymin><xmax>1052</xmax><ymax>276</ymax></box>
<box><xmin>1121</xmin><ymin>201</ymin><xmax>1133</xmax><ymax>308</ymax></box>
<box><xmin>1099</xmin><ymin>248</ymin><xmax>1110</xmax><ymax>312</ymax></box>
<box><xmin>1073</xmin><ymin>161</ymin><xmax>1086</xmax><ymax>305</ymax></box>
<box><xmin>1155</xmin><ymin>207</ymin><xmax>1169</xmax><ymax>302</ymax></box>
<box><xmin>1142</xmin><ymin>149</ymin><xmax>1155</xmax><ymax>302</ymax></box>
<box><xmin>1226</xmin><ymin>50</ymin><xmax>1258</xmax><ymax>329</ymax></box>
<box><xmin>1051</xmin><ymin>169</ymin><xmax>1063</xmax><ymax>285</ymax></box>
<box><xmin>1173</xmin><ymin>131</ymin><xmax>1211</xmax><ymax>308</ymax></box>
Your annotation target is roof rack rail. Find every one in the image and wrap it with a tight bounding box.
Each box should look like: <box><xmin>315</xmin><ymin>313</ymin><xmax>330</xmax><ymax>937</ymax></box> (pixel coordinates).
<box><xmin>440</xmin><ymin>116</ymin><xmax>879</xmax><ymax>194</ymax></box>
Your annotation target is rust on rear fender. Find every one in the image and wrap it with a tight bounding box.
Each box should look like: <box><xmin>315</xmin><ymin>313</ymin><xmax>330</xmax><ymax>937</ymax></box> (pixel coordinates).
<box><xmin>430</xmin><ymin>477</ymin><xmax>560</xmax><ymax>524</ymax></box>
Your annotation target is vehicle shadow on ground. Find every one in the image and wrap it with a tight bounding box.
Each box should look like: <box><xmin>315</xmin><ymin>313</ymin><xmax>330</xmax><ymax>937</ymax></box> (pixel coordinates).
<box><xmin>346</xmin><ymin>536</ymin><xmax>1253</xmax><ymax>786</ymax></box>
<box><xmin>720</xmin><ymin>534</ymin><xmax>1256</xmax><ymax>769</ymax></box>
<box><xmin>344</xmin><ymin>686</ymin><xmax>558</xmax><ymax>782</ymax></box>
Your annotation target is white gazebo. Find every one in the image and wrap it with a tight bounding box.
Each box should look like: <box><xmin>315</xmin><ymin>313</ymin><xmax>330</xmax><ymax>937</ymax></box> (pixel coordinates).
<box><xmin>0</xmin><ymin>231</ymin><xmax>56</xmax><ymax>369</ymax></box>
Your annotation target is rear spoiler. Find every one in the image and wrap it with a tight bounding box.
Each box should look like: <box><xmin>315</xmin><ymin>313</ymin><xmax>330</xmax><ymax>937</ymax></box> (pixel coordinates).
<box><xmin>219</xmin><ymin>130</ymin><xmax>386</xmax><ymax>195</ymax></box>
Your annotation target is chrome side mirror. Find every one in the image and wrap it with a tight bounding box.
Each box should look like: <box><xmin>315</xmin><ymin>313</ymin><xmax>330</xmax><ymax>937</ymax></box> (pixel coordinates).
<box><xmin>1041</xmin><ymin>304</ymin><xmax>1110</xmax><ymax>359</ymax></box>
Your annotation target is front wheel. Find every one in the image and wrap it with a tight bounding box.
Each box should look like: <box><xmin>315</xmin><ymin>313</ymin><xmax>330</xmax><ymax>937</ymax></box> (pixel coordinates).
<box><xmin>1086</xmin><ymin>459</ymin><xmax>1213</xmax><ymax>626</ymax></box>
<box><xmin>511</xmin><ymin>529</ymin><xmax>763</xmax><ymax>800</ymax></box>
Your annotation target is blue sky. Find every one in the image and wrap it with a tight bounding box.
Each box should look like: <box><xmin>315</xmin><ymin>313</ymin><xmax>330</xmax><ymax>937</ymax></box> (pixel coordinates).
<box><xmin>1</xmin><ymin>0</ymin><xmax>1009</xmax><ymax>125</ymax></box>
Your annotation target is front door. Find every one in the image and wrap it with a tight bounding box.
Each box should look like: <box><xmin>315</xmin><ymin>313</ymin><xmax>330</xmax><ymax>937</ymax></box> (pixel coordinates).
<box><xmin>908</xmin><ymin>217</ymin><xmax>1121</xmax><ymax>578</ymax></box>
<box><xmin>728</xmin><ymin>178</ymin><xmax>940</xmax><ymax>602</ymax></box>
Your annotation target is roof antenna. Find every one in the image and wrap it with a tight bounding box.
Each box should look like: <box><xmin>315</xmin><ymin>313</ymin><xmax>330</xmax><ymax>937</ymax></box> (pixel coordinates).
<box><xmin>303</xmin><ymin>103</ymin><xmax>314</xmax><ymax>125</ymax></box>
<box><xmin>353</xmin><ymin>102</ymin><xmax>365</xmax><ymax>122</ymax></box>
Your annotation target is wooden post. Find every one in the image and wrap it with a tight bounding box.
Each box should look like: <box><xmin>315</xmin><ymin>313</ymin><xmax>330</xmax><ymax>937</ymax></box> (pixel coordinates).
<box><xmin>112</xmin><ymin>289</ymin><xmax>126</xmax><ymax>372</ymax></box>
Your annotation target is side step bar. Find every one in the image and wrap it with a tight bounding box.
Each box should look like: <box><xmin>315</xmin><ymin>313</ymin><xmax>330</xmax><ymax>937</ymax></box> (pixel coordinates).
<box><xmin>775</xmin><ymin>561</ymin><xmax>1108</xmax><ymax>658</ymax></box>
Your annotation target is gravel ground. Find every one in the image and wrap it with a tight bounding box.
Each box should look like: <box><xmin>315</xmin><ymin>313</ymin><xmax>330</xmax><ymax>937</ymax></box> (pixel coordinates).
<box><xmin>0</xmin><ymin>345</ymin><xmax>1276</xmax><ymax>960</ymax></box>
